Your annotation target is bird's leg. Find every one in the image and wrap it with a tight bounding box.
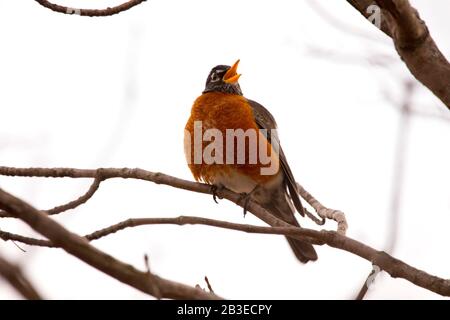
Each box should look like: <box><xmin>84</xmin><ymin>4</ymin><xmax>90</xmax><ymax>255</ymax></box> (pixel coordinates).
<box><xmin>210</xmin><ymin>184</ymin><xmax>224</xmax><ymax>204</ymax></box>
<box><xmin>238</xmin><ymin>185</ymin><xmax>260</xmax><ymax>217</ymax></box>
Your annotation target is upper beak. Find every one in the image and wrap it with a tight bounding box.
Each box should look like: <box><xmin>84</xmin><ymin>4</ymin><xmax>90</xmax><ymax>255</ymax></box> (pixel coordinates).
<box><xmin>223</xmin><ymin>59</ymin><xmax>241</xmax><ymax>84</ymax></box>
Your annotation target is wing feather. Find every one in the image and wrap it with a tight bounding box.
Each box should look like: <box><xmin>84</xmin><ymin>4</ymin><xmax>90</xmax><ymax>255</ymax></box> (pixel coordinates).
<box><xmin>247</xmin><ymin>99</ymin><xmax>305</xmax><ymax>216</ymax></box>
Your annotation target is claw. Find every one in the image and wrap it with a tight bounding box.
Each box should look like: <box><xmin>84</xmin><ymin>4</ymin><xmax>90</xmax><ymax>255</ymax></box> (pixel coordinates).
<box><xmin>237</xmin><ymin>192</ymin><xmax>254</xmax><ymax>218</ymax></box>
<box><xmin>237</xmin><ymin>193</ymin><xmax>247</xmax><ymax>216</ymax></box>
<box><xmin>211</xmin><ymin>185</ymin><xmax>223</xmax><ymax>204</ymax></box>
<box><xmin>238</xmin><ymin>185</ymin><xmax>261</xmax><ymax>217</ymax></box>
<box><xmin>243</xmin><ymin>194</ymin><xmax>251</xmax><ymax>217</ymax></box>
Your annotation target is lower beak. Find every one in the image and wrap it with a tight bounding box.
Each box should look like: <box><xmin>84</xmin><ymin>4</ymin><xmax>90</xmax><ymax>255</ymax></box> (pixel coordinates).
<box><xmin>223</xmin><ymin>59</ymin><xmax>241</xmax><ymax>84</ymax></box>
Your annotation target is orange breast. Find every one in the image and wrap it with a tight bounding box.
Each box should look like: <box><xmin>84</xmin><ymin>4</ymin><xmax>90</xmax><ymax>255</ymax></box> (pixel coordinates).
<box><xmin>184</xmin><ymin>92</ymin><xmax>279</xmax><ymax>185</ymax></box>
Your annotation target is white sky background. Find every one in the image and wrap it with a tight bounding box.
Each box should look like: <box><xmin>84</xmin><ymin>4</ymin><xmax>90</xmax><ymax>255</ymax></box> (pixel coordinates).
<box><xmin>0</xmin><ymin>0</ymin><xmax>449</xmax><ymax>299</ymax></box>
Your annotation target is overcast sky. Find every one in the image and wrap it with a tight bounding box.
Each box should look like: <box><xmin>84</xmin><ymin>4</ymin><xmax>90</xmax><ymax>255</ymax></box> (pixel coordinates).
<box><xmin>0</xmin><ymin>0</ymin><xmax>449</xmax><ymax>299</ymax></box>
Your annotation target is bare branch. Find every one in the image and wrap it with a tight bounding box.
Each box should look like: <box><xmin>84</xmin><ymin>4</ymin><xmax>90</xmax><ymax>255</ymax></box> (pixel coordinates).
<box><xmin>304</xmin><ymin>208</ymin><xmax>325</xmax><ymax>226</ymax></box>
<box><xmin>2</xmin><ymin>211</ymin><xmax>450</xmax><ymax>297</ymax></box>
<box><xmin>1</xmin><ymin>167</ymin><xmax>450</xmax><ymax>297</ymax></box>
<box><xmin>143</xmin><ymin>254</ymin><xmax>162</xmax><ymax>299</ymax></box>
<box><xmin>205</xmin><ymin>276</ymin><xmax>214</xmax><ymax>294</ymax></box>
<box><xmin>0</xmin><ymin>253</ymin><xmax>42</xmax><ymax>300</ymax></box>
<box><xmin>355</xmin><ymin>81</ymin><xmax>415</xmax><ymax>300</ymax></box>
<box><xmin>0</xmin><ymin>188</ymin><xmax>221</xmax><ymax>300</ymax></box>
<box><xmin>84</xmin><ymin>216</ymin><xmax>318</xmax><ymax>243</ymax></box>
<box><xmin>45</xmin><ymin>177</ymin><xmax>103</xmax><ymax>216</ymax></box>
<box><xmin>347</xmin><ymin>0</ymin><xmax>450</xmax><ymax>109</ymax></box>
<box><xmin>297</xmin><ymin>183</ymin><xmax>348</xmax><ymax>234</ymax></box>
<box><xmin>0</xmin><ymin>166</ymin><xmax>343</xmax><ymax>233</ymax></box>
<box><xmin>385</xmin><ymin>81</ymin><xmax>414</xmax><ymax>253</ymax></box>
<box><xmin>0</xmin><ymin>177</ymin><xmax>102</xmax><ymax>218</ymax></box>
<box><xmin>355</xmin><ymin>268</ymin><xmax>378</xmax><ymax>300</ymax></box>
<box><xmin>1</xmin><ymin>229</ymin><xmax>54</xmax><ymax>247</ymax></box>
<box><xmin>0</xmin><ymin>215</ymin><xmax>317</xmax><ymax>248</ymax></box>
<box><xmin>34</xmin><ymin>0</ymin><xmax>147</xmax><ymax>17</ymax></box>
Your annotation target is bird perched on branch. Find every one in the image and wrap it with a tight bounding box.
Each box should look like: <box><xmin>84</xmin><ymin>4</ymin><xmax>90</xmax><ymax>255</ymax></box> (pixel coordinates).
<box><xmin>184</xmin><ymin>60</ymin><xmax>317</xmax><ymax>263</ymax></box>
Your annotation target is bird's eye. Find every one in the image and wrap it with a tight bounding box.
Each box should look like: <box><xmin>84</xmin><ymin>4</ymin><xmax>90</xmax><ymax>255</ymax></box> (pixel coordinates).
<box><xmin>210</xmin><ymin>72</ymin><xmax>220</xmax><ymax>82</ymax></box>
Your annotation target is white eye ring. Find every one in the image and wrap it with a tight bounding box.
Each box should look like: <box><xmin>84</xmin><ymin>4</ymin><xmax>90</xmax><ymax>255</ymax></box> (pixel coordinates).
<box><xmin>210</xmin><ymin>72</ymin><xmax>220</xmax><ymax>82</ymax></box>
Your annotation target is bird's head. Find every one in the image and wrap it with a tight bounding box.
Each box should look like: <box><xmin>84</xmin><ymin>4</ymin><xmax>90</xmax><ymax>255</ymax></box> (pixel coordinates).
<box><xmin>203</xmin><ymin>59</ymin><xmax>243</xmax><ymax>95</ymax></box>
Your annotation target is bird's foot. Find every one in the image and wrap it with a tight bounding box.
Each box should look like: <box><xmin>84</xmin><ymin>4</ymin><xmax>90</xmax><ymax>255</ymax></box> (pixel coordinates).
<box><xmin>237</xmin><ymin>186</ymin><xmax>260</xmax><ymax>217</ymax></box>
<box><xmin>238</xmin><ymin>185</ymin><xmax>260</xmax><ymax>218</ymax></box>
<box><xmin>211</xmin><ymin>185</ymin><xmax>224</xmax><ymax>204</ymax></box>
<box><xmin>237</xmin><ymin>193</ymin><xmax>251</xmax><ymax>217</ymax></box>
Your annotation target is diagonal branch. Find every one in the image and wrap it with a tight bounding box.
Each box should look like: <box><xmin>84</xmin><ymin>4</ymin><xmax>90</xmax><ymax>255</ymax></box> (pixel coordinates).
<box><xmin>347</xmin><ymin>0</ymin><xmax>392</xmax><ymax>36</ymax></box>
<box><xmin>0</xmin><ymin>253</ymin><xmax>42</xmax><ymax>300</ymax></box>
<box><xmin>346</xmin><ymin>0</ymin><xmax>450</xmax><ymax>109</ymax></box>
<box><xmin>34</xmin><ymin>0</ymin><xmax>147</xmax><ymax>17</ymax></box>
<box><xmin>0</xmin><ymin>188</ymin><xmax>221</xmax><ymax>300</ymax></box>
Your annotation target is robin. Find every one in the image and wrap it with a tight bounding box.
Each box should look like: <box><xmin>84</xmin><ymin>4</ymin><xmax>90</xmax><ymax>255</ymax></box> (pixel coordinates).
<box><xmin>184</xmin><ymin>60</ymin><xmax>317</xmax><ymax>263</ymax></box>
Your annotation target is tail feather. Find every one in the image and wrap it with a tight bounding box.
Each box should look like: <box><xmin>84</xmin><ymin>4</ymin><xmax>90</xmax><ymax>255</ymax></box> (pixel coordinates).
<box><xmin>263</xmin><ymin>192</ymin><xmax>318</xmax><ymax>263</ymax></box>
<box><xmin>286</xmin><ymin>237</ymin><xmax>318</xmax><ymax>263</ymax></box>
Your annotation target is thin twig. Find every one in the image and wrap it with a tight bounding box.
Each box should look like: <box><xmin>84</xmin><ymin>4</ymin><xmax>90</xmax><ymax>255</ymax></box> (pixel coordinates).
<box><xmin>10</xmin><ymin>240</ymin><xmax>27</xmax><ymax>252</ymax></box>
<box><xmin>386</xmin><ymin>81</ymin><xmax>414</xmax><ymax>253</ymax></box>
<box><xmin>1</xmin><ymin>229</ymin><xmax>54</xmax><ymax>247</ymax></box>
<box><xmin>355</xmin><ymin>267</ymin><xmax>378</xmax><ymax>300</ymax></box>
<box><xmin>0</xmin><ymin>216</ymin><xmax>318</xmax><ymax>248</ymax></box>
<box><xmin>34</xmin><ymin>0</ymin><xmax>147</xmax><ymax>17</ymax></box>
<box><xmin>205</xmin><ymin>276</ymin><xmax>214</xmax><ymax>294</ymax></box>
<box><xmin>355</xmin><ymin>81</ymin><xmax>414</xmax><ymax>300</ymax></box>
<box><xmin>0</xmin><ymin>177</ymin><xmax>102</xmax><ymax>218</ymax></box>
<box><xmin>304</xmin><ymin>208</ymin><xmax>325</xmax><ymax>226</ymax></box>
<box><xmin>297</xmin><ymin>183</ymin><xmax>348</xmax><ymax>234</ymax></box>
<box><xmin>143</xmin><ymin>254</ymin><xmax>162</xmax><ymax>299</ymax></box>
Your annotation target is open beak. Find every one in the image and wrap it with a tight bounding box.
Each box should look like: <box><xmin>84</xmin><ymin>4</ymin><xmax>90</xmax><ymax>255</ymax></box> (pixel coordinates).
<box><xmin>223</xmin><ymin>59</ymin><xmax>241</xmax><ymax>84</ymax></box>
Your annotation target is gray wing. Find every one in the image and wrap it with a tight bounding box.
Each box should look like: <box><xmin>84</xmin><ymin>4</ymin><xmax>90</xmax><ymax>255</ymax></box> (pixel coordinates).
<box><xmin>247</xmin><ymin>99</ymin><xmax>305</xmax><ymax>216</ymax></box>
